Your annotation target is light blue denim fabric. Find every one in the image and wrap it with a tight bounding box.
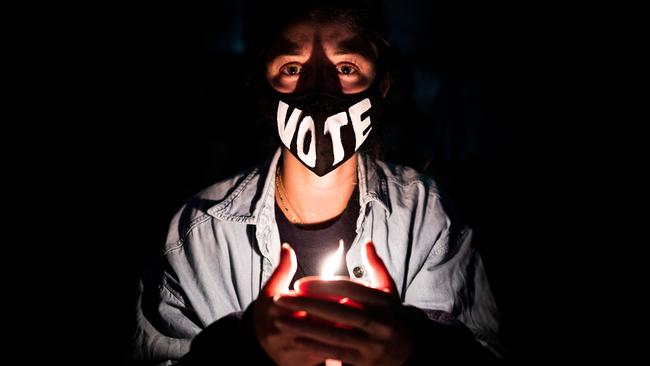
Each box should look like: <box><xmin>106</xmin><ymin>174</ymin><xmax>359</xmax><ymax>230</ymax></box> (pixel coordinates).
<box><xmin>133</xmin><ymin>149</ymin><xmax>501</xmax><ymax>364</ymax></box>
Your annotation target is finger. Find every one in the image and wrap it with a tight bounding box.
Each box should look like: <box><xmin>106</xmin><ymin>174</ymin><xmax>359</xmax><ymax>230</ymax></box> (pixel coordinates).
<box><xmin>298</xmin><ymin>280</ymin><xmax>394</xmax><ymax>307</ymax></box>
<box><xmin>274</xmin><ymin>316</ymin><xmax>368</xmax><ymax>350</ymax></box>
<box><xmin>362</xmin><ymin>241</ymin><xmax>397</xmax><ymax>294</ymax></box>
<box><xmin>267</xmin><ymin>300</ymin><xmax>301</xmax><ymax>318</ymax></box>
<box><xmin>293</xmin><ymin>336</ymin><xmax>362</xmax><ymax>364</ymax></box>
<box><xmin>275</xmin><ymin>296</ymin><xmax>391</xmax><ymax>336</ymax></box>
<box><xmin>263</xmin><ymin>243</ymin><xmax>297</xmax><ymax>296</ymax></box>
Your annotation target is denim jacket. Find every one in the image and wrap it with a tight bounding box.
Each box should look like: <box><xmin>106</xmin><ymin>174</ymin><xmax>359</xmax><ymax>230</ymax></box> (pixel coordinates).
<box><xmin>133</xmin><ymin>149</ymin><xmax>501</xmax><ymax>364</ymax></box>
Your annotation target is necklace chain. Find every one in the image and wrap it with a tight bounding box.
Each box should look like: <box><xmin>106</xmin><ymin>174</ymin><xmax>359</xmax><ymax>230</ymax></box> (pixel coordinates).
<box><xmin>275</xmin><ymin>166</ymin><xmax>304</xmax><ymax>226</ymax></box>
<box><xmin>275</xmin><ymin>164</ymin><xmax>359</xmax><ymax>227</ymax></box>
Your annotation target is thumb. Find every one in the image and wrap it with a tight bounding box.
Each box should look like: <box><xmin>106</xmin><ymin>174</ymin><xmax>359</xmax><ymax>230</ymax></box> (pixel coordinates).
<box><xmin>263</xmin><ymin>243</ymin><xmax>297</xmax><ymax>296</ymax></box>
<box><xmin>362</xmin><ymin>241</ymin><xmax>397</xmax><ymax>294</ymax></box>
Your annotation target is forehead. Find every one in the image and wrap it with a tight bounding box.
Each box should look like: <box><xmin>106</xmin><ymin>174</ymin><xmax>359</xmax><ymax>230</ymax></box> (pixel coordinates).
<box><xmin>268</xmin><ymin>20</ymin><xmax>376</xmax><ymax>59</ymax></box>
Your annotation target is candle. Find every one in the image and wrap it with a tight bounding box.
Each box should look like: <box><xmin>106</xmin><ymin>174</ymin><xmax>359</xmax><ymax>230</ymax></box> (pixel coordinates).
<box><xmin>293</xmin><ymin>240</ymin><xmax>367</xmax><ymax>303</ymax></box>
<box><xmin>292</xmin><ymin>240</ymin><xmax>368</xmax><ymax>366</ymax></box>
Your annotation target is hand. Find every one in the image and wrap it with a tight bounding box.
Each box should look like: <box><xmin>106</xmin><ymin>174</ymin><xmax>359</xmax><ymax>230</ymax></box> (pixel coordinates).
<box><xmin>254</xmin><ymin>243</ymin><xmax>327</xmax><ymax>366</ymax></box>
<box><xmin>274</xmin><ymin>241</ymin><xmax>416</xmax><ymax>366</ymax></box>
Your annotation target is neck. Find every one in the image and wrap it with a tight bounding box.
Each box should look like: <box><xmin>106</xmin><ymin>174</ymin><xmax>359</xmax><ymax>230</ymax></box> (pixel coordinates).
<box><xmin>277</xmin><ymin>149</ymin><xmax>358</xmax><ymax>225</ymax></box>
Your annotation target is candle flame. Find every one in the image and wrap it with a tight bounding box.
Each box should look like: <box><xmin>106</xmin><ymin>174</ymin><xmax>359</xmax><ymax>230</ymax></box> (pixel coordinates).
<box><xmin>321</xmin><ymin>240</ymin><xmax>345</xmax><ymax>279</ymax></box>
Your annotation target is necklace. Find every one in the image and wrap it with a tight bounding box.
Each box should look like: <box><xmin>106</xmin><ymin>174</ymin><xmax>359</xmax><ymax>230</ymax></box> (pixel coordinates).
<box><xmin>275</xmin><ymin>166</ymin><xmax>304</xmax><ymax>227</ymax></box>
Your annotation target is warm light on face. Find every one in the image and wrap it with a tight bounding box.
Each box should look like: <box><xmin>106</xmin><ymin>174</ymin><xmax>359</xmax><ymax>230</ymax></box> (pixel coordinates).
<box><xmin>321</xmin><ymin>239</ymin><xmax>345</xmax><ymax>279</ymax></box>
<box><xmin>266</xmin><ymin>21</ymin><xmax>377</xmax><ymax>94</ymax></box>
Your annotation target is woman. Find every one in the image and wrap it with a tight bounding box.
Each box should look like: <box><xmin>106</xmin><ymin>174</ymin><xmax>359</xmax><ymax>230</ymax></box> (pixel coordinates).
<box><xmin>133</xmin><ymin>1</ymin><xmax>502</xmax><ymax>364</ymax></box>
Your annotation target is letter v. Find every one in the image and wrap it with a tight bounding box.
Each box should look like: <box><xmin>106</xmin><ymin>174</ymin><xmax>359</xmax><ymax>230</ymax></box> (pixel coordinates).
<box><xmin>277</xmin><ymin>101</ymin><xmax>302</xmax><ymax>147</ymax></box>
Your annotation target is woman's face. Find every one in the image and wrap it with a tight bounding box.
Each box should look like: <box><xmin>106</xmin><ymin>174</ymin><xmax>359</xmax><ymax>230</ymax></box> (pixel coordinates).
<box><xmin>266</xmin><ymin>20</ymin><xmax>378</xmax><ymax>95</ymax></box>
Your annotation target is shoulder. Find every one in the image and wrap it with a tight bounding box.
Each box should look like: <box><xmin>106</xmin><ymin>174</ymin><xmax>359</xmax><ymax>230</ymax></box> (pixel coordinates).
<box><xmin>373</xmin><ymin>159</ymin><xmax>443</xmax><ymax>215</ymax></box>
<box><xmin>373</xmin><ymin>159</ymin><xmax>467</xmax><ymax>234</ymax></box>
<box><xmin>162</xmin><ymin>163</ymin><xmax>265</xmax><ymax>252</ymax></box>
<box><xmin>376</xmin><ymin>159</ymin><xmax>440</xmax><ymax>195</ymax></box>
<box><xmin>373</xmin><ymin>161</ymin><xmax>473</xmax><ymax>269</ymax></box>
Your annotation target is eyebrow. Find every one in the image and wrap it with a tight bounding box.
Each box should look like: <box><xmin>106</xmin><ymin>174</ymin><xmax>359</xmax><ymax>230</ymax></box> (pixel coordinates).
<box><xmin>267</xmin><ymin>36</ymin><xmax>306</xmax><ymax>58</ymax></box>
<box><xmin>267</xmin><ymin>34</ymin><xmax>376</xmax><ymax>61</ymax></box>
<box><xmin>334</xmin><ymin>35</ymin><xmax>376</xmax><ymax>59</ymax></box>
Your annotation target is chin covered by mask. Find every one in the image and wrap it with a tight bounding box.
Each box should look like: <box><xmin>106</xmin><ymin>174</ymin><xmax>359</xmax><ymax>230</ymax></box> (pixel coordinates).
<box><xmin>264</xmin><ymin>86</ymin><xmax>384</xmax><ymax>176</ymax></box>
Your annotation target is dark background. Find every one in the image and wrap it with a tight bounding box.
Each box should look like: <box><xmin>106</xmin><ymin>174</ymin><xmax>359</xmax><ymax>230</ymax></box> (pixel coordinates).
<box><xmin>58</xmin><ymin>1</ymin><xmax>620</xmax><ymax>364</ymax></box>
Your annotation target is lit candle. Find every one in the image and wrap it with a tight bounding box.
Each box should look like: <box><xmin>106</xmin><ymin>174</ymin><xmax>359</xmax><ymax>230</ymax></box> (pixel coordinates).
<box><xmin>293</xmin><ymin>240</ymin><xmax>368</xmax><ymax>366</ymax></box>
<box><xmin>293</xmin><ymin>240</ymin><xmax>367</xmax><ymax>297</ymax></box>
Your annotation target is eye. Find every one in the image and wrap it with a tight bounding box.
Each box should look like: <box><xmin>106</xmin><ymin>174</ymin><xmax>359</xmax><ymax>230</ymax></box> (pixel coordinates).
<box><xmin>336</xmin><ymin>63</ymin><xmax>358</xmax><ymax>75</ymax></box>
<box><xmin>280</xmin><ymin>64</ymin><xmax>302</xmax><ymax>76</ymax></box>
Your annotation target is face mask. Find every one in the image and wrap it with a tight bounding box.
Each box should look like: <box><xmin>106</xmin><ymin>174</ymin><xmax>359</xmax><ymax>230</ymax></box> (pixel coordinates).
<box><xmin>270</xmin><ymin>87</ymin><xmax>383</xmax><ymax>176</ymax></box>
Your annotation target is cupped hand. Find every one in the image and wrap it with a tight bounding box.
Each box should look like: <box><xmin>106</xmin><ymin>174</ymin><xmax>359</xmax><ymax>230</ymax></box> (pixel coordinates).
<box><xmin>274</xmin><ymin>241</ymin><xmax>417</xmax><ymax>366</ymax></box>
<box><xmin>254</xmin><ymin>243</ymin><xmax>328</xmax><ymax>366</ymax></box>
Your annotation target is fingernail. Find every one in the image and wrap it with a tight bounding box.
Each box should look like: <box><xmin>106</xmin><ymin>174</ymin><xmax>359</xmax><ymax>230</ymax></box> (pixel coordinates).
<box><xmin>274</xmin><ymin>319</ymin><xmax>287</xmax><ymax>328</ymax></box>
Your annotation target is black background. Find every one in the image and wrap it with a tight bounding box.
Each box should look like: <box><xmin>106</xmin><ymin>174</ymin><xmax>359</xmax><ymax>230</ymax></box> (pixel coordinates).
<box><xmin>38</xmin><ymin>1</ymin><xmax>626</xmax><ymax>364</ymax></box>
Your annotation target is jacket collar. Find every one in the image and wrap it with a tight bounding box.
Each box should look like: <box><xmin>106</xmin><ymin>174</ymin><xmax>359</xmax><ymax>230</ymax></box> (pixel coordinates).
<box><xmin>207</xmin><ymin>148</ymin><xmax>391</xmax><ymax>223</ymax></box>
<box><xmin>357</xmin><ymin>152</ymin><xmax>391</xmax><ymax>215</ymax></box>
